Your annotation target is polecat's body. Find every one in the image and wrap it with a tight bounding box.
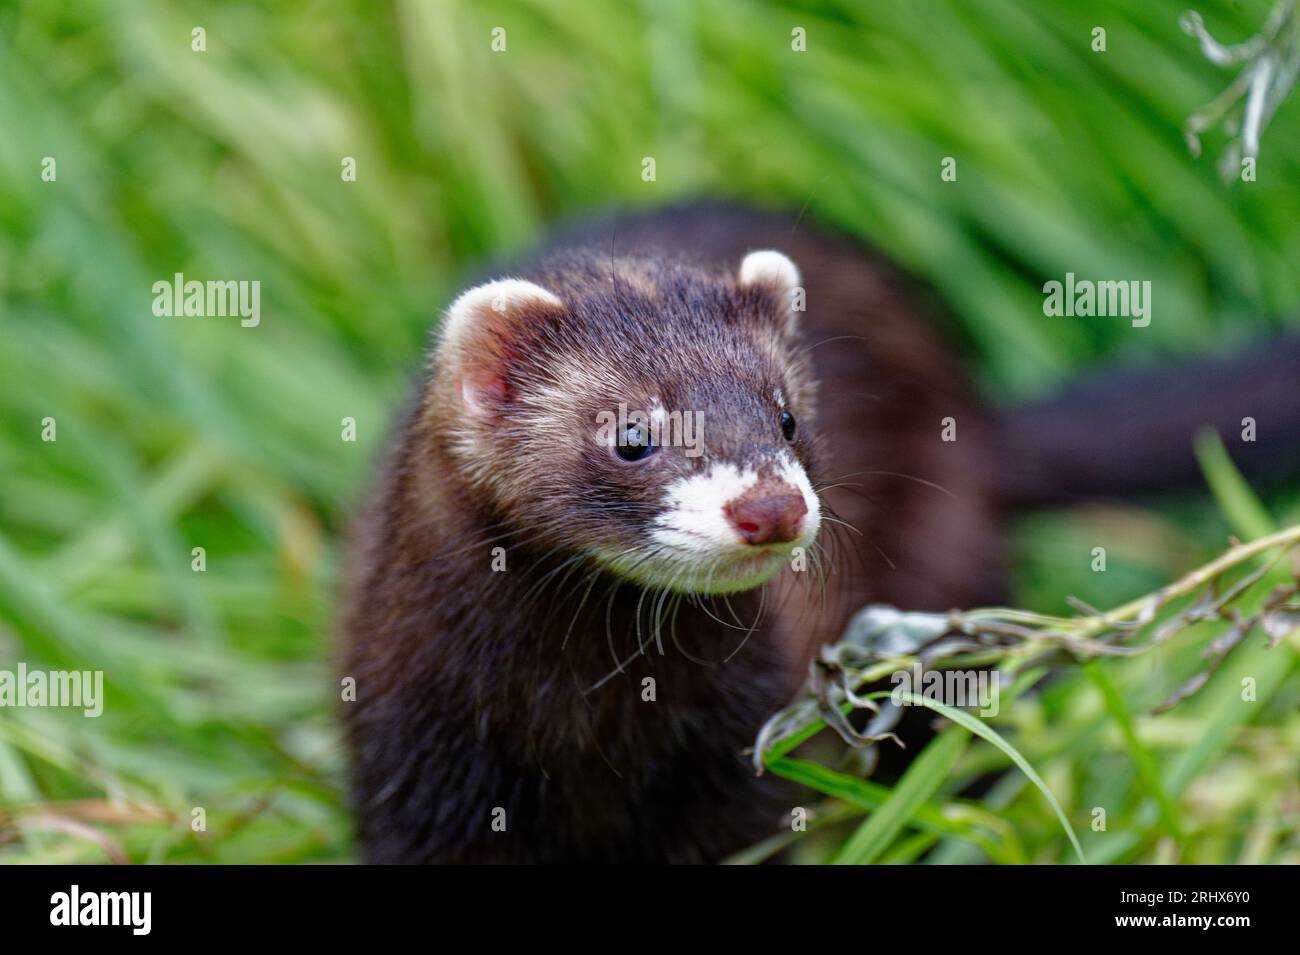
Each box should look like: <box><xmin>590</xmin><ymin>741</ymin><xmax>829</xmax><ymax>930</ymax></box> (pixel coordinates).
<box><xmin>342</xmin><ymin>205</ymin><xmax>1001</xmax><ymax>863</ymax></box>
<box><xmin>342</xmin><ymin>203</ymin><xmax>1300</xmax><ymax>863</ymax></box>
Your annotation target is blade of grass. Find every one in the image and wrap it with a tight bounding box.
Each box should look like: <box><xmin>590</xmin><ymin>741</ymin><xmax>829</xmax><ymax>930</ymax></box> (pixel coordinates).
<box><xmin>765</xmin><ymin>754</ymin><xmax>1017</xmax><ymax>863</ymax></box>
<box><xmin>720</xmin><ymin>801</ymin><xmax>863</xmax><ymax>865</ymax></box>
<box><xmin>1084</xmin><ymin>661</ymin><xmax>1185</xmax><ymax>841</ymax></box>
<box><xmin>829</xmin><ymin>726</ymin><xmax>969</xmax><ymax>865</ymax></box>
<box><xmin>890</xmin><ymin>691</ymin><xmax>1088</xmax><ymax>864</ymax></box>
<box><xmin>1195</xmin><ymin>428</ymin><xmax>1276</xmax><ymax>540</ymax></box>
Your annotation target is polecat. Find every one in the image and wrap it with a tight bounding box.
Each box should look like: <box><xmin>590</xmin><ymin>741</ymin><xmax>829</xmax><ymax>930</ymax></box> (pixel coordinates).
<box><xmin>342</xmin><ymin>202</ymin><xmax>1300</xmax><ymax>864</ymax></box>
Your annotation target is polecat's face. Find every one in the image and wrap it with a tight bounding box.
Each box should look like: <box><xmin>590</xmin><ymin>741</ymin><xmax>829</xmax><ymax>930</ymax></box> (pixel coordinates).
<box><xmin>433</xmin><ymin>249</ymin><xmax>821</xmax><ymax>595</ymax></box>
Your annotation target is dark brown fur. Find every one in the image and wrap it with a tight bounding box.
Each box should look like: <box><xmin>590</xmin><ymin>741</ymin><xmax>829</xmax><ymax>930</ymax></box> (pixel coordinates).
<box><xmin>342</xmin><ymin>204</ymin><xmax>1005</xmax><ymax>863</ymax></box>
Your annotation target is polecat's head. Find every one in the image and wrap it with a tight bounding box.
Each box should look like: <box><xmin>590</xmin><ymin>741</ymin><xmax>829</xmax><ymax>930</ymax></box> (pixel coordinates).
<box><xmin>429</xmin><ymin>249</ymin><xmax>821</xmax><ymax>595</ymax></box>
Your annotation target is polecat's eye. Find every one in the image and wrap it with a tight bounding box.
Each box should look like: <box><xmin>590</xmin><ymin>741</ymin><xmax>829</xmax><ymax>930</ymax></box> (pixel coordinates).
<box><xmin>615</xmin><ymin>425</ymin><xmax>657</xmax><ymax>462</ymax></box>
<box><xmin>780</xmin><ymin>410</ymin><xmax>797</xmax><ymax>442</ymax></box>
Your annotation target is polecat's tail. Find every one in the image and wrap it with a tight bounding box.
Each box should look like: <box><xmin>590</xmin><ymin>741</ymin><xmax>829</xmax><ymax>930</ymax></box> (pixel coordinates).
<box><xmin>989</xmin><ymin>333</ymin><xmax>1300</xmax><ymax>508</ymax></box>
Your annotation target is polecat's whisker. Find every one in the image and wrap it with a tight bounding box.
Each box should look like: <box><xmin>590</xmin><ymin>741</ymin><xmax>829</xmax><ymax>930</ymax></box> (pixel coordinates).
<box><xmin>819</xmin><ymin>514</ymin><xmax>863</xmax><ymax>537</ymax></box>
<box><xmin>723</xmin><ymin>582</ymin><xmax>766</xmax><ymax>662</ymax></box>
<box><xmin>821</xmin><ymin>467</ymin><xmax>958</xmax><ymax>500</ymax></box>
<box><xmin>559</xmin><ymin>570</ymin><xmax>602</xmax><ymax>652</ymax></box>
<box><xmin>585</xmin><ymin>559</ymin><xmax>686</xmax><ymax>692</ymax></box>
<box><xmin>872</xmin><ymin>542</ymin><xmax>898</xmax><ymax>571</ymax></box>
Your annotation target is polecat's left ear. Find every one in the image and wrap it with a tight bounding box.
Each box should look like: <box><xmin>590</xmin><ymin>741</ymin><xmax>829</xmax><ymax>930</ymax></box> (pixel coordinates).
<box><xmin>436</xmin><ymin>277</ymin><xmax>565</xmax><ymax>420</ymax></box>
<box><xmin>738</xmin><ymin>250</ymin><xmax>802</xmax><ymax>338</ymax></box>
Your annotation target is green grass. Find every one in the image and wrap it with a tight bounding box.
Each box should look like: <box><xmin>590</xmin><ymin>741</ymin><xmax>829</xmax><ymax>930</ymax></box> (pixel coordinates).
<box><xmin>1</xmin><ymin>0</ymin><xmax>1298</xmax><ymax>863</ymax></box>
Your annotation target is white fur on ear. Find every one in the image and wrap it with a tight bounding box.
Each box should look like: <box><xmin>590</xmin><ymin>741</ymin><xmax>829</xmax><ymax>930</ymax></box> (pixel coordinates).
<box><xmin>440</xmin><ymin>278</ymin><xmax>563</xmax><ymax>350</ymax></box>
<box><xmin>436</xmin><ymin>277</ymin><xmax>564</xmax><ymax>419</ymax></box>
<box><xmin>738</xmin><ymin>250</ymin><xmax>800</xmax><ymax>292</ymax></box>
<box><xmin>739</xmin><ymin>250</ymin><xmax>801</xmax><ymax>337</ymax></box>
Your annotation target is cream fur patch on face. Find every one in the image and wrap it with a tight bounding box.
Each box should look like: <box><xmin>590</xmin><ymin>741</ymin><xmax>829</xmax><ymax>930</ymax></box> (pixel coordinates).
<box><xmin>650</xmin><ymin>456</ymin><xmax>821</xmax><ymax>556</ymax></box>
<box><xmin>651</xmin><ymin>462</ymin><xmax>760</xmax><ymax>554</ymax></box>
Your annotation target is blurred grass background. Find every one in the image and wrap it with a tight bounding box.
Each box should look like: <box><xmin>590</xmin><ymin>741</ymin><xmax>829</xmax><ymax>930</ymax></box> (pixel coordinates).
<box><xmin>0</xmin><ymin>0</ymin><xmax>1297</xmax><ymax>863</ymax></box>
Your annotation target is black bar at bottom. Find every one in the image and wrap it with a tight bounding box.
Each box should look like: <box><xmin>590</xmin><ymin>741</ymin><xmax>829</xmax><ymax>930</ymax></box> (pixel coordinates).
<box><xmin>0</xmin><ymin>864</ymin><xmax>1276</xmax><ymax>941</ymax></box>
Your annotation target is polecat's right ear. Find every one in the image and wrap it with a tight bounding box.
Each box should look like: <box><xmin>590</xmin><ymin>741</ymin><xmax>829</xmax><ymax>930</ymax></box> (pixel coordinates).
<box><xmin>436</xmin><ymin>278</ymin><xmax>565</xmax><ymax>419</ymax></box>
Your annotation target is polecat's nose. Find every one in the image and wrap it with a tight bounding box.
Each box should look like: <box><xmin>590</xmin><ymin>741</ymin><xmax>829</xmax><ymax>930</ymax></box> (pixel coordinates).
<box><xmin>725</xmin><ymin>488</ymin><xmax>807</xmax><ymax>545</ymax></box>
